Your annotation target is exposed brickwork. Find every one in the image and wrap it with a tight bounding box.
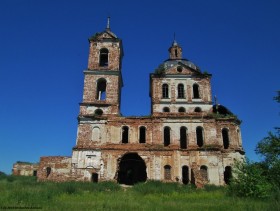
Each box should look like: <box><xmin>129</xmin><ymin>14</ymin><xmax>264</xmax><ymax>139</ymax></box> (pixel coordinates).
<box><xmin>37</xmin><ymin>156</ymin><xmax>71</xmax><ymax>182</ymax></box>
<box><xmin>35</xmin><ymin>25</ymin><xmax>245</xmax><ymax>186</ymax></box>
<box><xmin>12</xmin><ymin>162</ymin><xmax>38</xmax><ymax>176</ymax></box>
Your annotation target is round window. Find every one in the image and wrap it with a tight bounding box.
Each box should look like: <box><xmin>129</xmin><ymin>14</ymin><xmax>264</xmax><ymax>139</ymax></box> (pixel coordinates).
<box><xmin>177</xmin><ymin>66</ymin><xmax>183</xmax><ymax>73</ymax></box>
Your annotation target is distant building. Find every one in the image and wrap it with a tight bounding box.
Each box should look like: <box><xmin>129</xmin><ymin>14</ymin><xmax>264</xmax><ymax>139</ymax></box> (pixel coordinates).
<box><xmin>36</xmin><ymin>19</ymin><xmax>245</xmax><ymax>186</ymax></box>
<box><xmin>12</xmin><ymin>161</ymin><xmax>38</xmax><ymax>176</ymax></box>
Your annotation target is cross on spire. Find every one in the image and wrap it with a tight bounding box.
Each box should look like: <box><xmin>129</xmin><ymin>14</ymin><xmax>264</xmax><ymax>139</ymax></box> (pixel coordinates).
<box><xmin>106</xmin><ymin>16</ymin><xmax>111</xmax><ymax>31</ymax></box>
<box><xmin>173</xmin><ymin>32</ymin><xmax>178</xmax><ymax>46</ymax></box>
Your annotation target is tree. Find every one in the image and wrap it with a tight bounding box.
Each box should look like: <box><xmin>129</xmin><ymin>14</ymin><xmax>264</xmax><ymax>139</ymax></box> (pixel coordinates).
<box><xmin>255</xmin><ymin>131</ymin><xmax>280</xmax><ymax>187</ymax></box>
<box><xmin>228</xmin><ymin>159</ymin><xmax>272</xmax><ymax>198</ymax></box>
<box><xmin>274</xmin><ymin>90</ymin><xmax>280</xmax><ymax>103</ymax></box>
<box><xmin>229</xmin><ymin>92</ymin><xmax>280</xmax><ymax>198</ymax></box>
<box><xmin>255</xmin><ymin>91</ymin><xmax>280</xmax><ymax>187</ymax></box>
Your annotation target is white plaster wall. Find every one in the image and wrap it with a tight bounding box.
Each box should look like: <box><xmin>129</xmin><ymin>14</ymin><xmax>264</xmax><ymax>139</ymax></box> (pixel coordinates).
<box><xmin>72</xmin><ymin>150</ymin><xmax>102</xmax><ymax>170</ymax></box>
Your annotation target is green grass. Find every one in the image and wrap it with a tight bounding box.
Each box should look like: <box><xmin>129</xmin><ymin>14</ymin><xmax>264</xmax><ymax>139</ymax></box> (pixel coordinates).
<box><xmin>0</xmin><ymin>175</ymin><xmax>278</xmax><ymax>210</ymax></box>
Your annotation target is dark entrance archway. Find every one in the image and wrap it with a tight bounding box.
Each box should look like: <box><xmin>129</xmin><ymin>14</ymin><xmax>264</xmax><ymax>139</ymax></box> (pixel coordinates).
<box><xmin>117</xmin><ymin>153</ymin><xmax>147</xmax><ymax>185</ymax></box>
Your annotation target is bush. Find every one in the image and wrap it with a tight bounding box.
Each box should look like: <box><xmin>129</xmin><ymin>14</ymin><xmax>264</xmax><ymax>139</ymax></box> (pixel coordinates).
<box><xmin>228</xmin><ymin>160</ymin><xmax>272</xmax><ymax>198</ymax></box>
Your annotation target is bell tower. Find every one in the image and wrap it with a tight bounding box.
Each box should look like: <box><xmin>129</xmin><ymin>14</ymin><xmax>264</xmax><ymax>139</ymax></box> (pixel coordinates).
<box><xmin>80</xmin><ymin>17</ymin><xmax>124</xmax><ymax>117</ymax></box>
<box><xmin>150</xmin><ymin>39</ymin><xmax>212</xmax><ymax>115</ymax></box>
<box><xmin>168</xmin><ymin>40</ymin><xmax>182</xmax><ymax>60</ymax></box>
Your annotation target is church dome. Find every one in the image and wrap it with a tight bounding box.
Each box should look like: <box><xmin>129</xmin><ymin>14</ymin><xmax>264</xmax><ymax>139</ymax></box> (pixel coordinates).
<box><xmin>212</xmin><ymin>104</ymin><xmax>233</xmax><ymax>115</ymax></box>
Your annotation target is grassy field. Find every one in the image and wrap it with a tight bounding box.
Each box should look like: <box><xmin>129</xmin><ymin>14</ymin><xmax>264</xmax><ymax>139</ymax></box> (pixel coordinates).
<box><xmin>0</xmin><ymin>175</ymin><xmax>278</xmax><ymax>210</ymax></box>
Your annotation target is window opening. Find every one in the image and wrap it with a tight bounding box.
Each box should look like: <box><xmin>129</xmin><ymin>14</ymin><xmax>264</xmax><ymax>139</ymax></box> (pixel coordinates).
<box><xmin>178</xmin><ymin>84</ymin><xmax>185</xmax><ymax>98</ymax></box>
<box><xmin>200</xmin><ymin>165</ymin><xmax>208</xmax><ymax>181</ymax></box>
<box><xmin>162</xmin><ymin>84</ymin><xmax>169</xmax><ymax>98</ymax></box>
<box><xmin>224</xmin><ymin>166</ymin><xmax>232</xmax><ymax>185</ymax></box>
<box><xmin>196</xmin><ymin>126</ymin><xmax>204</xmax><ymax>147</ymax></box>
<box><xmin>191</xmin><ymin>169</ymin><xmax>196</xmax><ymax>185</ymax></box>
<box><xmin>193</xmin><ymin>84</ymin><xmax>200</xmax><ymax>99</ymax></box>
<box><xmin>180</xmin><ymin>127</ymin><xmax>187</xmax><ymax>149</ymax></box>
<box><xmin>46</xmin><ymin>167</ymin><xmax>51</xmax><ymax>178</ymax></box>
<box><xmin>163</xmin><ymin>107</ymin><xmax>170</xmax><ymax>112</ymax></box>
<box><xmin>222</xmin><ymin>128</ymin><xmax>229</xmax><ymax>149</ymax></box>
<box><xmin>139</xmin><ymin>126</ymin><xmax>146</xmax><ymax>143</ymax></box>
<box><xmin>164</xmin><ymin>127</ymin><xmax>171</xmax><ymax>146</ymax></box>
<box><xmin>182</xmin><ymin>166</ymin><xmax>189</xmax><ymax>184</ymax></box>
<box><xmin>99</xmin><ymin>48</ymin><xmax>109</xmax><ymax>67</ymax></box>
<box><xmin>33</xmin><ymin>170</ymin><xmax>37</xmax><ymax>177</ymax></box>
<box><xmin>122</xmin><ymin>126</ymin><xmax>129</xmax><ymax>143</ymax></box>
<box><xmin>194</xmin><ymin>107</ymin><xmax>202</xmax><ymax>112</ymax></box>
<box><xmin>95</xmin><ymin>109</ymin><xmax>103</xmax><ymax>116</ymax></box>
<box><xmin>177</xmin><ymin>66</ymin><xmax>183</xmax><ymax>73</ymax></box>
<box><xmin>178</xmin><ymin>107</ymin><xmax>185</xmax><ymax>113</ymax></box>
<box><xmin>164</xmin><ymin>165</ymin><xmax>171</xmax><ymax>180</ymax></box>
<box><xmin>96</xmin><ymin>79</ymin><xmax>107</xmax><ymax>100</ymax></box>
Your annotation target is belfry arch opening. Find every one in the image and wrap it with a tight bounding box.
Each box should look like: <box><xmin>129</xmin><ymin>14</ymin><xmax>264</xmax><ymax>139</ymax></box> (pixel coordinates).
<box><xmin>193</xmin><ymin>84</ymin><xmax>200</xmax><ymax>99</ymax></box>
<box><xmin>162</xmin><ymin>84</ymin><xmax>169</xmax><ymax>98</ymax></box>
<box><xmin>99</xmin><ymin>48</ymin><xmax>109</xmax><ymax>67</ymax></box>
<box><xmin>117</xmin><ymin>153</ymin><xmax>147</xmax><ymax>185</ymax></box>
<box><xmin>96</xmin><ymin>78</ymin><xmax>107</xmax><ymax>100</ymax></box>
<box><xmin>222</xmin><ymin>128</ymin><xmax>230</xmax><ymax>149</ymax></box>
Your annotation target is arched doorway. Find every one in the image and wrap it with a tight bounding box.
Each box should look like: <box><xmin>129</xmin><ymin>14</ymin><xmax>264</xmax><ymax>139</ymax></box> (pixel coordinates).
<box><xmin>117</xmin><ymin>153</ymin><xmax>147</xmax><ymax>185</ymax></box>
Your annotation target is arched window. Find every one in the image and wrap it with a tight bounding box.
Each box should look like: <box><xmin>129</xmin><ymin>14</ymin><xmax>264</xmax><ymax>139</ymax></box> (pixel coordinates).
<box><xmin>194</xmin><ymin>107</ymin><xmax>202</xmax><ymax>112</ymax></box>
<box><xmin>164</xmin><ymin>127</ymin><xmax>171</xmax><ymax>146</ymax></box>
<box><xmin>237</xmin><ymin>129</ymin><xmax>242</xmax><ymax>146</ymax></box>
<box><xmin>139</xmin><ymin>126</ymin><xmax>146</xmax><ymax>143</ymax></box>
<box><xmin>180</xmin><ymin>127</ymin><xmax>187</xmax><ymax>149</ymax></box>
<box><xmin>224</xmin><ymin>166</ymin><xmax>232</xmax><ymax>185</ymax></box>
<box><xmin>200</xmin><ymin>165</ymin><xmax>208</xmax><ymax>181</ymax></box>
<box><xmin>193</xmin><ymin>84</ymin><xmax>200</xmax><ymax>99</ymax></box>
<box><xmin>95</xmin><ymin>109</ymin><xmax>103</xmax><ymax>116</ymax></box>
<box><xmin>163</xmin><ymin>107</ymin><xmax>170</xmax><ymax>112</ymax></box>
<box><xmin>178</xmin><ymin>107</ymin><xmax>185</xmax><ymax>113</ymax></box>
<box><xmin>46</xmin><ymin>167</ymin><xmax>51</xmax><ymax>178</ymax></box>
<box><xmin>99</xmin><ymin>48</ymin><xmax>109</xmax><ymax>67</ymax></box>
<box><xmin>162</xmin><ymin>84</ymin><xmax>169</xmax><ymax>98</ymax></box>
<box><xmin>164</xmin><ymin>165</ymin><xmax>171</xmax><ymax>180</ymax></box>
<box><xmin>92</xmin><ymin>127</ymin><xmax>100</xmax><ymax>141</ymax></box>
<box><xmin>122</xmin><ymin>126</ymin><xmax>129</xmax><ymax>143</ymax></box>
<box><xmin>96</xmin><ymin>78</ymin><xmax>107</xmax><ymax>100</ymax></box>
<box><xmin>177</xmin><ymin>84</ymin><xmax>185</xmax><ymax>98</ymax></box>
<box><xmin>196</xmin><ymin>126</ymin><xmax>204</xmax><ymax>147</ymax></box>
<box><xmin>222</xmin><ymin>128</ymin><xmax>229</xmax><ymax>149</ymax></box>
<box><xmin>182</xmin><ymin>165</ymin><xmax>189</xmax><ymax>184</ymax></box>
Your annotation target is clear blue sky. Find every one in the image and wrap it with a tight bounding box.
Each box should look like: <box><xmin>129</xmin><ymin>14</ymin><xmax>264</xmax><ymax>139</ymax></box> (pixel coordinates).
<box><xmin>0</xmin><ymin>0</ymin><xmax>279</xmax><ymax>174</ymax></box>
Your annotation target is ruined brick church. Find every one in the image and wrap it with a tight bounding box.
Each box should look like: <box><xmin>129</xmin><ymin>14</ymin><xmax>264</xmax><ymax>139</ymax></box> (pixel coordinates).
<box><xmin>37</xmin><ymin>20</ymin><xmax>245</xmax><ymax>186</ymax></box>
